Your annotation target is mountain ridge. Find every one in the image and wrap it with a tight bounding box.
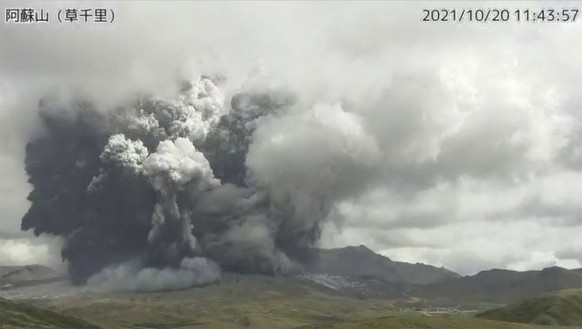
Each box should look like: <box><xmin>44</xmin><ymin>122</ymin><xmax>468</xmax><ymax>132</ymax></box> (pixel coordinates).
<box><xmin>305</xmin><ymin>245</ymin><xmax>460</xmax><ymax>285</ymax></box>
<box><xmin>1</xmin><ymin>264</ymin><xmax>65</xmax><ymax>289</ymax></box>
<box><xmin>416</xmin><ymin>265</ymin><xmax>582</xmax><ymax>303</ymax></box>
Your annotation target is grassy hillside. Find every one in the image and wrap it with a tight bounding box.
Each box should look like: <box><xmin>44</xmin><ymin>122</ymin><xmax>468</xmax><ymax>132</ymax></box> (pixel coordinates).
<box><xmin>32</xmin><ymin>273</ymin><xmax>396</xmax><ymax>329</ymax></box>
<box><xmin>4</xmin><ymin>274</ymin><xmax>582</xmax><ymax>329</ymax></box>
<box><xmin>0</xmin><ymin>297</ymin><xmax>101</xmax><ymax>329</ymax></box>
<box><xmin>4</xmin><ymin>269</ymin><xmax>582</xmax><ymax>329</ymax></box>
<box><xmin>296</xmin><ymin>314</ymin><xmax>581</xmax><ymax>329</ymax></box>
<box><xmin>477</xmin><ymin>289</ymin><xmax>582</xmax><ymax>326</ymax></box>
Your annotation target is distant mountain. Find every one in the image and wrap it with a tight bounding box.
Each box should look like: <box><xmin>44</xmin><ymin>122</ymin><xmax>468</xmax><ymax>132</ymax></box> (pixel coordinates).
<box><xmin>477</xmin><ymin>289</ymin><xmax>582</xmax><ymax>326</ymax></box>
<box><xmin>417</xmin><ymin>266</ymin><xmax>582</xmax><ymax>303</ymax></box>
<box><xmin>305</xmin><ymin>245</ymin><xmax>460</xmax><ymax>285</ymax></box>
<box><xmin>1</xmin><ymin>264</ymin><xmax>64</xmax><ymax>289</ymax></box>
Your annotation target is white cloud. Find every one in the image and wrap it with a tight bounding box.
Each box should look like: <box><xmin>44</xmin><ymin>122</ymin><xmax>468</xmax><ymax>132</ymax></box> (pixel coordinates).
<box><xmin>2</xmin><ymin>1</ymin><xmax>582</xmax><ymax>275</ymax></box>
<box><xmin>0</xmin><ymin>236</ymin><xmax>64</xmax><ymax>270</ymax></box>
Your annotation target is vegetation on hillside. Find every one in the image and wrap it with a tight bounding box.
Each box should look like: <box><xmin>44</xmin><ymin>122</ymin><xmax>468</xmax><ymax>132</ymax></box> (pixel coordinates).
<box><xmin>296</xmin><ymin>314</ymin><xmax>581</xmax><ymax>329</ymax></box>
<box><xmin>0</xmin><ymin>298</ymin><xmax>101</xmax><ymax>329</ymax></box>
<box><xmin>477</xmin><ymin>289</ymin><xmax>582</xmax><ymax>326</ymax></box>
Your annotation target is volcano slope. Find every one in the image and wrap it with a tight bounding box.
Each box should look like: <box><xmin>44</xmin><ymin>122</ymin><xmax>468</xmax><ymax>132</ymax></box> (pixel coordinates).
<box><xmin>2</xmin><ymin>273</ymin><xmax>580</xmax><ymax>329</ymax></box>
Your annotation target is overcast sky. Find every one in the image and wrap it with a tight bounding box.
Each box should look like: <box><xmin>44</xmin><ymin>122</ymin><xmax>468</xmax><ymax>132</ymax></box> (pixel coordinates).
<box><xmin>1</xmin><ymin>1</ymin><xmax>582</xmax><ymax>275</ymax></box>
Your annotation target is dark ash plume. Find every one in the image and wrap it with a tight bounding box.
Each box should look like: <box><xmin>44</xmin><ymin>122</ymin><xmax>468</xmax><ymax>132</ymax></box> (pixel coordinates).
<box><xmin>21</xmin><ymin>77</ymin><xmax>380</xmax><ymax>290</ymax></box>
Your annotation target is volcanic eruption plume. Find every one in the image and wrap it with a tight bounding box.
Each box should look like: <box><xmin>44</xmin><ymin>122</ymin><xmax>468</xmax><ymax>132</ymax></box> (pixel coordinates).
<box><xmin>21</xmin><ymin>76</ymin><xmax>380</xmax><ymax>291</ymax></box>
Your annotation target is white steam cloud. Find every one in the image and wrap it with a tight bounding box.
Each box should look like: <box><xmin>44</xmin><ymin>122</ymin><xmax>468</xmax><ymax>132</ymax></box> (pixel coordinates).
<box><xmin>87</xmin><ymin>257</ymin><xmax>220</xmax><ymax>292</ymax></box>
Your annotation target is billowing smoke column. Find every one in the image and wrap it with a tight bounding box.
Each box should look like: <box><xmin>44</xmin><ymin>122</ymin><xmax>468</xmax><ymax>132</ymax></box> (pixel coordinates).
<box><xmin>21</xmin><ymin>77</ymin><xmax>380</xmax><ymax>291</ymax></box>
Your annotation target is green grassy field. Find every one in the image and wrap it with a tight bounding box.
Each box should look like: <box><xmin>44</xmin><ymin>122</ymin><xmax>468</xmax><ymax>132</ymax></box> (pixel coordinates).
<box><xmin>46</xmin><ymin>286</ymin><xmax>397</xmax><ymax>328</ymax></box>
<box><xmin>0</xmin><ymin>298</ymin><xmax>101</xmax><ymax>329</ymax></box>
<box><xmin>4</xmin><ymin>296</ymin><xmax>582</xmax><ymax>329</ymax></box>
<box><xmin>296</xmin><ymin>314</ymin><xmax>582</xmax><ymax>329</ymax></box>
<box><xmin>4</xmin><ymin>275</ymin><xmax>582</xmax><ymax>329</ymax></box>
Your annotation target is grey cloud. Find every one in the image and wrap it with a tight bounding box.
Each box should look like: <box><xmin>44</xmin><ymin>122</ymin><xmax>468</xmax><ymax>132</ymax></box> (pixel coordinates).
<box><xmin>436</xmin><ymin>249</ymin><xmax>556</xmax><ymax>277</ymax></box>
<box><xmin>554</xmin><ymin>244</ymin><xmax>582</xmax><ymax>263</ymax></box>
<box><xmin>558</xmin><ymin>124</ymin><xmax>582</xmax><ymax>170</ymax></box>
<box><xmin>1</xmin><ymin>0</ymin><xmax>582</xmax><ymax>278</ymax></box>
<box><xmin>337</xmin><ymin>187</ymin><xmax>458</xmax><ymax>231</ymax></box>
<box><xmin>489</xmin><ymin>195</ymin><xmax>582</xmax><ymax>227</ymax></box>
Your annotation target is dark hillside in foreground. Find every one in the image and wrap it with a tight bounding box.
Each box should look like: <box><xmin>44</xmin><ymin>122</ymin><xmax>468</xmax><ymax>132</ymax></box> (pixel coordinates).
<box><xmin>0</xmin><ymin>297</ymin><xmax>101</xmax><ymax>329</ymax></box>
